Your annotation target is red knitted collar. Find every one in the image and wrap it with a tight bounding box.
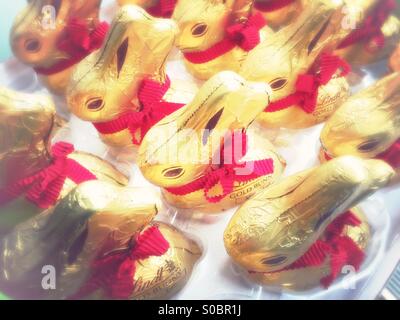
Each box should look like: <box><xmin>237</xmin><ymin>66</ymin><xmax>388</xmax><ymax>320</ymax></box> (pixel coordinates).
<box><xmin>254</xmin><ymin>0</ymin><xmax>296</xmax><ymax>12</ymax></box>
<box><xmin>92</xmin><ymin>77</ymin><xmax>184</xmax><ymax>146</ymax></box>
<box><xmin>165</xmin><ymin>132</ymin><xmax>275</xmax><ymax>203</ymax></box>
<box><xmin>338</xmin><ymin>0</ymin><xmax>397</xmax><ymax>52</ymax></box>
<box><xmin>183</xmin><ymin>13</ymin><xmax>267</xmax><ymax>64</ymax></box>
<box><xmin>264</xmin><ymin>53</ymin><xmax>351</xmax><ymax>114</ymax></box>
<box><xmin>0</xmin><ymin>142</ymin><xmax>97</xmax><ymax>209</ymax></box>
<box><xmin>147</xmin><ymin>0</ymin><xmax>177</xmax><ymax>18</ymax></box>
<box><xmin>250</xmin><ymin>211</ymin><xmax>365</xmax><ymax>288</ymax></box>
<box><xmin>34</xmin><ymin>19</ymin><xmax>109</xmax><ymax>76</ymax></box>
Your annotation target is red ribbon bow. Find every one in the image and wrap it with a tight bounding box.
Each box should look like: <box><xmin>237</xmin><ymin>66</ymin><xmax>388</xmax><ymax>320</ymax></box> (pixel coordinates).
<box><xmin>254</xmin><ymin>0</ymin><xmax>296</xmax><ymax>12</ymax></box>
<box><xmin>35</xmin><ymin>19</ymin><xmax>109</xmax><ymax>75</ymax></box>
<box><xmin>72</xmin><ymin>226</ymin><xmax>170</xmax><ymax>299</ymax></box>
<box><xmin>338</xmin><ymin>0</ymin><xmax>397</xmax><ymax>53</ymax></box>
<box><xmin>148</xmin><ymin>0</ymin><xmax>177</xmax><ymax>18</ymax></box>
<box><xmin>265</xmin><ymin>53</ymin><xmax>351</xmax><ymax>114</ymax></box>
<box><xmin>93</xmin><ymin>77</ymin><xmax>184</xmax><ymax>145</ymax></box>
<box><xmin>0</xmin><ymin>142</ymin><xmax>97</xmax><ymax>209</ymax></box>
<box><xmin>254</xmin><ymin>211</ymin><xmax>365</xmax><ymax>288</ymax></box>
<box><xmin>183</xmin><ymin>13</ymin><xmax>266</xmax><ymax>64</ymax></box>
<box><xmin>166</xmin><ymin>132</ymin><xmax>275</xmax><ymax>203</ymax></box>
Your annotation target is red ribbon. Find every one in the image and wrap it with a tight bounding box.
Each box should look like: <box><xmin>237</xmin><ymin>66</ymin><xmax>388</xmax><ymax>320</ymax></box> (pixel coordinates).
<box><xmin>34</xmin><ymin>18</ymin><xmax>109</xmax><ymax>75</ymax></box>
<box><xmin>166</xmin><ymin>132</ymin><xmax>275</xmax><ymax>203</ymax></box>
<box><xmin>253</xmin><ymin>211</ymin><xmax>365</xmax><ymax>288</ymax></box>
<box><xmin>72</xmin><ymin>226</ymin><xmax>170</xmax><ymax>299</ymax></box>
<box><xmin>0</xmin><ymin>142</ymin><xmax>97</xmax><ymax>209</ymax></box>
<box><xmin>265</xmin><ymin>53</ymin><xmax>351</xmax><ymax>114</ymax></box>
<box><xmin>254</xmin><ymin>0</ymin><xmax>296</xmax><ymax>12</ymax></box>
<box><xmin>147</xmin><ymin>0</ymin><xmax>177</xmax><ymax>18</ymax></box>
<box><xmin>183</xmin><ymin>13</ymin><xmax>267</xmax><ymax>64</ymax></box>
<box><xmin>93</xmin><ymin>77</ymin><xmax>184</xmax><ymax>145</ymax></box>
<box><xmin>338</xmin><ymin>0</ymin><xmax>397</xmax><ymax>53</ymax></box>
<box><xmin>323</xmin><ymin>139</ymin><xmax>400</xmax><ymax>169</ymax></box>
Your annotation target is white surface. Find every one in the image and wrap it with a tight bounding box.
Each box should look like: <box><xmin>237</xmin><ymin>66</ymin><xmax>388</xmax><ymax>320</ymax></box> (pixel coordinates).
<box><xmin>0</xmin><ymin>0</ymin><xmax>399</xmax><ymax>300</ymax></box>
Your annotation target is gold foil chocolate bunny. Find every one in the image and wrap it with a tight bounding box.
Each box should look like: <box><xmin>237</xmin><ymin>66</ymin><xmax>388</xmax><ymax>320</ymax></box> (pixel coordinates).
<box><xmin>10</xmin><ymin>0</ymin><xmax>109</xmax><ymax>96</ymax></box>
<box><xmin>240</xmin><ymin>0</ymin><xmax>353</xmax><ymax>129</ymax></box>
<box><xmin>172</xmin><ymin>0</ymin><xmax>271</xmax><ymax>80</ymax></box>
<box><xmin>67</xmin><ymin>5</ymin><xmax>196</xmax><ymax>150</ymax></box>
<box><xmin>252</xmin><ymin>0</ymin><xmax>305</xmax><ymax>29</ymax></box>
<box><xmin>320</xmin><ymin>73</ymin><xmax>400</xmax><ymax>176</ymax></box>
<box><xmin>0</xmin><ymin>88</ymin><xmax>202</xmax><ymax>300</ymax></box>
<box><xmin>138</xmin><ymin>71</ymin><xmax>286</xmax><ymax>213</ymax></box>
<box><xmin>335</xmin><ymin>0</ymin><xmax>400</xmax><ymax>66</ymax></box>
<box><xmin>117</xmin><ymin>0</ymin><xmax>177</xmax><ymax>18</ymax></box>
<box><xmin>224</xmin><ymin>156</ymin><xmax>394</xmax><ymax>290</ymax></box>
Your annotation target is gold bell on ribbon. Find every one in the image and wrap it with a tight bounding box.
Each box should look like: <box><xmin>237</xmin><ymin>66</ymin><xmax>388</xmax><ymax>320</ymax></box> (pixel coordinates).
<box><xmin>10</xmin><ymin>0</ymin><xmax>107</xmax><ymax>96</ymax></box>
<box><xmin>224</xmin><ymin>156</ymin><xmax>394</xmax><ymax>290</ymax></box>
<box><xmin>138</xmin><ymin>71</ymin><xmax>286</xmax><ymax>213</ymax></box>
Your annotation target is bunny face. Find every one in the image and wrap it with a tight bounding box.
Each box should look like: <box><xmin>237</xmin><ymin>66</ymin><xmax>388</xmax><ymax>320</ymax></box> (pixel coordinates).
<box><xmin>224</xmin><ymin>156</ymin><xmax>394</xmax><ymax>273</ymax></box>
<box><xmin>67</xmin><ymin>5</ymin><xmax>177</xmax><ymax>123</ymax></box>
<box><xmin>321</xmin><ymin>73</ymin><xmax>400</xmax><ymax>160</ymax></box>
<box><xmin>10</xmin><ymin>0</ymin><xmax>102</xmax><ymax>95</ymax></box>
<box><xmin>138</xmin><ymin>71</ymin><xmax>272</xmax><ymax>189</ymax></box>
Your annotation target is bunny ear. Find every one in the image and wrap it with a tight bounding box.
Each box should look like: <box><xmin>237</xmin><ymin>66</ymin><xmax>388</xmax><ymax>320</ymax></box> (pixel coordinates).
<box><xmin>231</xmin><ymin>0</ymin><xmax>254</xmax><ymax>22</ymax></box>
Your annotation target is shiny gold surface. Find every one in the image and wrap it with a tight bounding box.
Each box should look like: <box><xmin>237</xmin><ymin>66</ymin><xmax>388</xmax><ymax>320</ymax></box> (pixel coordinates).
<box><xmin>10</xmin><ymin>0</ymin><xmax>102</xmax><ymax>95</ymax></box>
<box><xmin>138</xmin><ymin>71</ymin><xmax>284</xmax><ymax>212</ymax></box>
<box><xmin>253</xmin><ymin>0</ymin><xmax>305</xmax><ymax>29</ymax></box>
<box><xmin>117</xmin><ymin>0</ymin><xmax>158</xmax><ymax>8</ymax></box>
<box><xmin>67</xmin><ymin>5</ymin><xmax>196</xmax><ymax>149</ymax></box>
<box><xmin>240</xmin><ymin>0</ymin><xmax>353</xmax><ymax>129</ymax></box>
<box><xmin>390</xmin><ymin>44</ymin><xmax>400</xmax><ymax>71</ymax></box>
<box><xmin>0</xmin><ymin>88</ymin><xmax>200</xmax><ymax>299</ymax></box>
<box><xmin>321</xmin><ymin>72</ymin><xmax>400</xmax><ymax>161</ymax></box>
<box><xmin>246</xmin><ymin>207</ymin><xmax>370</xmax><ymax>291</ymax></box>
<box><xmin>335</xmin><ymin>1</ymin><xmax>400</xmax><ymax>66</ymax></box>
<box><xmin>172</xmin><ymin>0</ymin><xmax>272</xmax><ymax>80</ymax></box>
<box><xmin>224</xmin><ymin>156</ymin><xmax>394</xmax><ymax>273</ymax></box>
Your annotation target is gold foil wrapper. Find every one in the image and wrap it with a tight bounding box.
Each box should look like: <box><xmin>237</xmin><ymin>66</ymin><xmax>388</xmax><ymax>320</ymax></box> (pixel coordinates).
<box><xmin>240</xmin><ymin>0</ymin><xmax>353</xmax><ymax>129</ymax></box>
<box><xmin>335</xmin><ymin>1</ymin><xmax>400</xmax><ymax>66</ymax></box>
<box><xmin>67</xmin><ymin>5</ymin><xmax>196</xmax><ymax>149</ymax></box>
<box><xmin>10</xmin><ymin>0</ymin><xmax>102</xmax><ymax>95</ymax></box>
<box><xmin>224</xmin><ymin>156</ymin><xmax>394</xmax><ymax>274</ymax></box>
<box><xmin>245</xmin><ymin>207</ymin><xmax>370</xmax><ymax>291</ymax></box>
<box><xmin>321</xmin><ymin>73</ymin><xmax>400</xmax><ymax>163</ymax></box>
<box><xmin>253</xmin><ymin>0</ymin><xmax>305</xmax><ymax>30</ymax></box>
<box><xmin>173</xmin><ymin>0</ymin><xmax>272</xmax><ymax>80</ymax></box>
<box><xmin>138</xmin><ymin>71</ymin><xmax>283</xmax><ymax>212</ymax></box>
<box><xmin>390</xmin><ymin>44</ymin><xmax>400</xmax><ymax>71</ymax></box>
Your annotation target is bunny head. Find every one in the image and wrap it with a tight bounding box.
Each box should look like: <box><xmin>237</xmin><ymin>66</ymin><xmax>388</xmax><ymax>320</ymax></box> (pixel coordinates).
<box><xmin>321</xmin><ymin>73</ymin><xmax>400</xmax><ymax>164</ymax></box>
<box><xmin>138</xmin><ymin>71</ymin><xmax>272</xmax><ymax>189</ymax></box>
<box><xmin>224</xmin><ymin>156</ymin><xmax>394</xmax><ymax>274</ymax></box>
<box><xmin>240</xmin><ymin>0</ymin><xmax>353</xmax><ymax>128</ymax></box>
<box><xmin>10</xmin><ymin>0</ymin><xmax>103</xmax><ymax>95</ymax></box>
<box><xmin>67</xmin><ymin>5</ymin><xmax>180</xmax><ymax>147</ymax></box>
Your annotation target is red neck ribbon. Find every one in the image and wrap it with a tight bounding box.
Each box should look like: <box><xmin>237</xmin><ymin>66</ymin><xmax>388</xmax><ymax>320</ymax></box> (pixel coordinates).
<box><xmin>72</xmin><ymin>226</ymin><xmax>170</xmax><ymax>299</ymax></box>
<box><xmin>165</xmin><ymin>131</ymin><xmax>275</xmax><ymax>203</ymax></box>
<box><xmin>338</xmin><ymin>0</ymin><xmax>397</xmax><ymax>53</ymax></box>
<box><xmin>324</xmin><ymin>139</ymin><xmax>400</xmax><ymax>169</ymax></box>
<box><xmin>34</xmin><ymin>18</ymin><xmax>110</xmax><ymax>76</ymax></box>
<box><xmin>0</xmin><ymin>142</ymin><xmax>97</xmax><ymax>209</ymax></box>
<box><xmin>183</xmin><ymin>13</ymin><xmax>267</xmax><ymax>64</ymax></box>
<box><xmin>254</xmin><ymin>0</ymin><xmax>296</xmax><ymax>12</ymax></box>
<box><xmin>147</xmin><ymin>0</ymin><xmax>177</xmax><ymax>18</ymax></box>
<box><xmin>254</xmin><ymin>211</ymin><xmax>365</xmax><ymax>288</ymax></box>
<box><xmin>92</xmin><ymin>77</ymin><xmax>184</xmax><ymax>146</ymax></box>
<box><xmin>265</xmin><ymin>53</ymin><xmax>351</xmax><ymax>114</ymax></box>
